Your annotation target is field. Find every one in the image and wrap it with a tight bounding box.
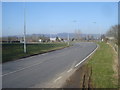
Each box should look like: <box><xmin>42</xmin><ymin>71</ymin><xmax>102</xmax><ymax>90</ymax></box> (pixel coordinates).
<box><xmin>2</xmin><ymin>42</ymin><xmax>68</xmax><ymax>63</ymax></box>
<box><xmin>87</xmin><ymin>42</ymin><xmax>118</xmax><ymax>88</ymax></box>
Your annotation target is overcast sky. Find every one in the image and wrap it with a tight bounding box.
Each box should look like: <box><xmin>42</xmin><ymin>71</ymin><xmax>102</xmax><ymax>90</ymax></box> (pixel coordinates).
<box><xmin>2</xmin><ymin>2</ymin><xmax>118</xmax><ymax>36</ymax></box>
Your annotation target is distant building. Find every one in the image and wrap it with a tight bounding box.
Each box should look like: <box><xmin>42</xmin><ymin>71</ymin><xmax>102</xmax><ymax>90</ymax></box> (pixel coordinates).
<box><xmin>2</xmin><ymin>35</ymin><xmax>51</xmax><ymax>43</ymax></box>
<box><xmin>38</xmin><ymin>39</ymin><xmax>42</xmax><ymax>43</ymax></box>
<box><xmin>50</xmin><ymin>38</ymin><xmax>56</xmax><ymax>42</ymax></box>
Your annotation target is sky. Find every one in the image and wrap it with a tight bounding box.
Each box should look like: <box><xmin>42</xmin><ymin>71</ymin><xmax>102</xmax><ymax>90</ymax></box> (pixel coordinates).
<box><xmin>2</xmin><ymin>2</ymin><xmax>118</xmax><ymax>36</ymax></box>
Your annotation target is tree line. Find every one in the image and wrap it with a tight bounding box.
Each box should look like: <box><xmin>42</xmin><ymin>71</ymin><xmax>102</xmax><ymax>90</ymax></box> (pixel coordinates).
<box><xmin>106</xmin><ymin>25</ymin><xmax>119</xmax><ymax>45</ymax></box>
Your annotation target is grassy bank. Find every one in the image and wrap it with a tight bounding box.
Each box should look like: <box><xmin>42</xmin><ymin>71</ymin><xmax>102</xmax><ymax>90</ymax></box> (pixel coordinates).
<box><xmin>87</xmin><ymin>42</ymin><xmax>118</xmax><ymax>88</ymax></box>
<box><xmin>2</xmin><ymin>42</ymin><xmax>68</xmax><ymax>63</ymax></box>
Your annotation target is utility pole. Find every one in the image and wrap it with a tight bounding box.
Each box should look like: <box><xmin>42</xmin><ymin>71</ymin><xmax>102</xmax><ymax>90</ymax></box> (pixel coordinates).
<box><xmin>67</xmin><ymin>33</ymin><xmax>69</xmax><ymax>46</ymax></box>
<box><xmin>50</xmin><ymin>33</ymin><xmax>51</xmax><ymax>42</ymax></box>
<box><xmin>24</xmin><ymin>3</ymin><xmax>27</xmax><ymax>53</ymax></box>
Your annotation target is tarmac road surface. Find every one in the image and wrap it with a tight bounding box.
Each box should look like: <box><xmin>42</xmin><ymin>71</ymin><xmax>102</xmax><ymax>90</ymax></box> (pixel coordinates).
<box><xmin>2</xmin><ymin>42</ymin><xmax>97</xmax><ymax>88</ymax></box>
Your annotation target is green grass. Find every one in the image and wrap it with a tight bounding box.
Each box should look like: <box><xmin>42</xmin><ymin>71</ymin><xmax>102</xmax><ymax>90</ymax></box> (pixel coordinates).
<box><xmin>2</xmin><ymin>42</ymin><xmax>68</xmax><ymax>63</ymax></box>
<box><xmin>88</xmin><ymin>42</ymin><xmax>118</xmax><ymax>88</ymax></box>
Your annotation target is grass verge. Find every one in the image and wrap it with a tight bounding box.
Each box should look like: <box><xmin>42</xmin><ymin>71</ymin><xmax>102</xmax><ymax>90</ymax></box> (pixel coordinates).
<box><xmin>2</xmin><ymin>42</ymin><xmax>68</xmax><ymax>63</ymax></box>
<box><xmin>87</xmin><ymin>42</ymin><xmax>118</xmax><ymax>88</ymax></box>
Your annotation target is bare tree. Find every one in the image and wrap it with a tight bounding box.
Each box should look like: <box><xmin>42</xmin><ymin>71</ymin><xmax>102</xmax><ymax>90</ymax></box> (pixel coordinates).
<box><xmin>106</xmin><ymin>25</ymin><xmax>118</xmax><ymax>44</ymax></box>
<box><xmin>106</xmin><ymin>25</ymin><xmax>118</xmax><ymax>38</ymax></box>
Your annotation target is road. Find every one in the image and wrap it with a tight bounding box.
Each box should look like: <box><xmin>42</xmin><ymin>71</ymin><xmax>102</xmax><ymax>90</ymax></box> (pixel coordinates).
<box><xmin>2</xmin><ymin>42</ymin><xmax>97</xmax><ymax>88</ymax></box>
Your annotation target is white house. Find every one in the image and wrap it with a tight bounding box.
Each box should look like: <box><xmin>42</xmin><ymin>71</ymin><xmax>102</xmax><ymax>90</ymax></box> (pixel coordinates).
<box><xmin>50</xmin><ymin>38</ymin><xmax>56</xmax><ymax>42</ymax></box>
<box><xmin>38</xmin><ymin>39</ymin><xmax>42</xmax><ymax>43</ymax></box>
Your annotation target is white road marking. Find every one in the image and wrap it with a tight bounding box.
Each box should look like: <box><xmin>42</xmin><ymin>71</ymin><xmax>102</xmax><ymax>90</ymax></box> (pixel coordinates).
<box><xmin>2</xmin><ymin>61</ymin><xmax>43</xmax><ymax>77</ymax></box>
<box><xmin>75</xmin><ymin>44</ymin><xmax>99</xmax><ymax>68</ymax></box>
<box><xmin>2</xmin><ymin>53</ymin><xmax>49</xmax><ymax>77</ymax></box>
<box><xmin>67</xmin><ymin>68</ymin><xmax>72</xmax><ymax>73</ymax></box>
<box><xmin>54</xmin><ymin>76</ymin><xmax>62</xmax><ymax>83</ymax></box>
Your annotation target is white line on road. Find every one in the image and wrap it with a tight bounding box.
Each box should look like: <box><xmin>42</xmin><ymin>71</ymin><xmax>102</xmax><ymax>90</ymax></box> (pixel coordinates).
<box><xmin>75</xmin><ymin>44</ymin><xmax>99</xmax><ymax>68</ymax></box>
<box><xmin>67</xmin><ymin>68</ymin><xmax>73</xmax><ymax>73</ymax></box>
<box><xmin>2</xmin><ymin>53</ymin><xmax>49</xmax><ymax>77</ymax></box>
<box><xmin>2</xmin><ymin>61</ymin><xmax>43</xmax><ymax>77</ymax></box>
<box><xmin>54</xmin><ymin>76</ymin><xmax>62</xmax><ymax>83</ymax></box>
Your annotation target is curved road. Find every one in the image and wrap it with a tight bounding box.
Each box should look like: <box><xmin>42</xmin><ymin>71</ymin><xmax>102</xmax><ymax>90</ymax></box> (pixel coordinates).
<box><xmin>2</xmin><ymin>42</ymin><xmax>97</xmax><ymax>88</ymax></box>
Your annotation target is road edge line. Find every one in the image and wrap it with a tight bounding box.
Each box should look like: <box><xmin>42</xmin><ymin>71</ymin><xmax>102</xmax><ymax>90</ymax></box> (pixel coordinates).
<box><xmin>75</xmin><ymin>44</ymin><xmax>99</xmax><ymax>68</ymax></box>
<box><xmin>54</xmin><ymin>76</ymin><xmax>62</xmax><ymax>83</ymax></box>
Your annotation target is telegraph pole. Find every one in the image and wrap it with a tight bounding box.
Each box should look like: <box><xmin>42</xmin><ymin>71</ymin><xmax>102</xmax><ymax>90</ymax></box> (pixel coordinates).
<box><xmin>67</xmin><ymin>33</ymin><xmax>69</xmax><ymax>46</ymax></box>
<box><xmin>24</xmin><ymin>3</ymin><xmax>27</xmax><ymax>53</ymax></box>
<box><xmin>50</xmin><ymin>33</ymin><xmax>51</xmax><ymax>42</ymax></box>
